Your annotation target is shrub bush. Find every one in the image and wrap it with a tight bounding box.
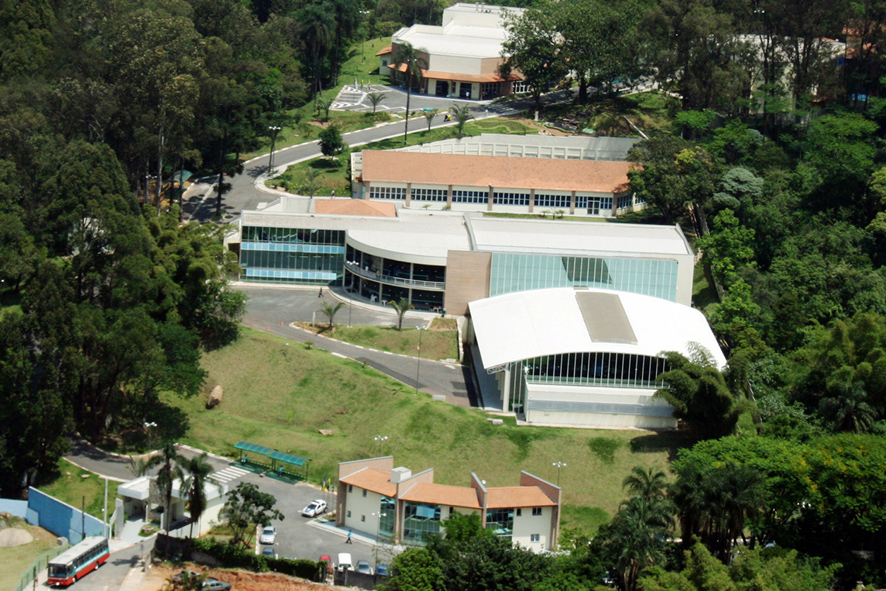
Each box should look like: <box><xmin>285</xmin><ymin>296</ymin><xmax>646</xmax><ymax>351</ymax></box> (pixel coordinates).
<box><xmin>190</xmin><ymin>538</ymin><xmax>324</xmax><ymax>582</ymax></box>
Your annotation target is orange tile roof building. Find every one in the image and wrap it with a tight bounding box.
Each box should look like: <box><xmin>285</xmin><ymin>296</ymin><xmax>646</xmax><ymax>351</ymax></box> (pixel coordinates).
<box><xmin>337</xmin><ymin>456</ymin><xmax>561</xmax><ymax>552</ymax></box>
<box><xmin>353</xmin><ymin>150</ymin><xmax>644</xmax><ymax>218</ymax></box>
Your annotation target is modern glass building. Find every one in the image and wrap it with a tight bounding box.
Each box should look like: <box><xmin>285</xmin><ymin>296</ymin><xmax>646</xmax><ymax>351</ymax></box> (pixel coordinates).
<box><xmin>488</xmin><ymin>253</ymin><xmax>680</xmax><ymax>301</ymax></box>
<box><xmin>468</xmin><ymin>288</ymin><xmax>727</xmax><ymax>428</ymax></box>
<box><xmin>234</xmin><ymin>200</ymin><xmax>696</xmax><ymax>314</ymax></box>
<box><xmin>239</xmin><ymin>226</ymin><xmax>345</xmax><ymax>284</ymax></box>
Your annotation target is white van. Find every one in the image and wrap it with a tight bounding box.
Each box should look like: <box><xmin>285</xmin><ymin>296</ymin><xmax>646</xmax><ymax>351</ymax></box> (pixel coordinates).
<box><xmin>337</xmin><ymin>553</ymin><xmax>353</xmax><ymax>572</ymax></box>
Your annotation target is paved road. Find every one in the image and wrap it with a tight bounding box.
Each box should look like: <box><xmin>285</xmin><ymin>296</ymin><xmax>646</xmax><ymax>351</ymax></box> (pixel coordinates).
<box><xmin>73</xmin><ymin>540</ymin><xmax>147</xmax><ymax>591</ymax></box>
<box><xmin>238</xmin><ymin>284</ymin><xmax>480</xmax><ymax>408</ymax></box>
<box><xmin>183</xmin><ymin>87</ymin><xmax>577</xmax><ymax>223</ymax></box>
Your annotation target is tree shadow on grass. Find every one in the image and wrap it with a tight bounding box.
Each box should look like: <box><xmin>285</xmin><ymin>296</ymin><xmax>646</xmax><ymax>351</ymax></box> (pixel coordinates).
<box><xmin>629</xmin><ymin>430</ymin><xmax>694</xmax><ymax>462</ymax></box>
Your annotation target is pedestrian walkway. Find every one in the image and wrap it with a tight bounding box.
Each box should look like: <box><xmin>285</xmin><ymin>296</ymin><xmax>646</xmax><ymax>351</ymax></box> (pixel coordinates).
<box><xmin>308</xmin><ymin>518</ymin><xmax>406</xmax><ymax>553</ymax></box>
<box><xmin>211</xmin><ymin>465</ymin><xmax>249</xmax><ymax>485</ymax></box>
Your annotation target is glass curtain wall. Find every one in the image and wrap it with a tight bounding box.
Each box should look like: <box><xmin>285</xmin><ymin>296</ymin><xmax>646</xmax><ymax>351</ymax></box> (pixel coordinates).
<box><xmin>379</xmin><ymin>497</ymin><xmax>396</xmax><ymax>538</ymax></box>
<box><xmin>485</xmin><ymin>508</ymin><xmax>514</xmax><ymax>539</ymax></box>
<box><xmin>241</xmin><ymin>226</ymin><xmax>345</xmax><ymax>284</ymax></box>
<box><xmin>524</xmin><ymin>352</ymin><xmax>669</xmax><ymax>388</ymax></box>
<box><xmin>403</xmin><ymin>502</ymin><xmax>442</xmax><ymax>544</ymax></box>
<box><xmin>489</xmin><ymin>253</ymin><xmax>679</xmax><ymax>301</ymax></box>
<box><xmin>504</xmin><ymin>353</ymin><xmax>670</xmax><ymax>413</ymax></box>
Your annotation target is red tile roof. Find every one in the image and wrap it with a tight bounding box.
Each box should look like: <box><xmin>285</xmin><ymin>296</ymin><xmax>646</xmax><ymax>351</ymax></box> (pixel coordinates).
<box><xmin>486</xmin><ymin>487</ymin><xmax>556</xmax><ymax>509</ymax></box>
<box><xmin>400</xmin><ymin>483</ymin><xmax>482</xmax><ymax>509</ymax></box>
<box><xmin>340</xmin><ymin>468</ymin><xmax>397</xmax><ymax>497</ymax></box>
<box><xmin>376</xmin><ymin>44</ymin><xmax>393</xmax><ymax>56</ymax></box>
<box><xmin>314</xmin><ymin>199</ymin><xmax>397</xmax><ymax>217</ymax></box>
<box><xmin>361</xmin><ymin>151</ymin><xmax>632</xmax><ymax>194</ymax></box>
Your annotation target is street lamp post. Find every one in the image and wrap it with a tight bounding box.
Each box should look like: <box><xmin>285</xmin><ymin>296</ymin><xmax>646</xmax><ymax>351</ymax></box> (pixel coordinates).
<box><xmin>414</xmin><ymin>326</ymin><xmax>427</xmax><ymax>394</ymax></box>
<box><xmin>268</xmin><ymin>126</ymin><xmax>282</xmax><ymax>174</ymax></box>
<box><xmin>373</xmin><ymin>435</ymin><xmax>388</xmax><ymax>456</ymax></box>
<box><xmin>144</xmin><ymin>421</ymin><xmax>157</xmax><ymax>450</ymax></box>
<box><xmin>552</xmin><ymin>461</ymin><xmax>566</xmax><ymax>486</ymax></box>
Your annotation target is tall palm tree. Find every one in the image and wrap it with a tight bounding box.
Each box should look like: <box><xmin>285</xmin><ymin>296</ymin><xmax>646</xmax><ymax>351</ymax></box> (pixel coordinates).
<box><xmin>181</xmin><ymin>453</ymin><xmax>222</xmax><ymax>539</ymax></box>
<box><xmin>390</xmin><ymin>298</ymin><xmax>414</xmax><ymax>330</ymax></box>
<box><xmin>820</xmin><ymin>380</ymin><xmax>877</xmax><ymax>433</ymax></box>
<box><xmin>449</xmin><ymin>104</ymin><xmax>473</xmax><ymax>139</ymax></box>
<box><xmin>391</xmin><ymin>42</ymin><xmax>428</xmax><ymax>144</ymax></box>
<box><xmin>147</xmin><ymin>442</ymin><xmax>184</xmax><ymax>532</ymax></box>
<box><xmin>622</xmin><ymin>466</ymin><xmax>669</xmax><ymax>504</ymax></box>
<box><xmin>319</xmin><ymin>301</ymin><xmax>347</xmax><ymax>330</ymax></box>
<box><xmin>603</xmin><ymin>496</ymin><xmax>674</xmax><ymax>591</ymax></box>
<box><xmin>299</xmin><ymin>3</ymin><xmax>335</xmax><ymax>99</ymax></box>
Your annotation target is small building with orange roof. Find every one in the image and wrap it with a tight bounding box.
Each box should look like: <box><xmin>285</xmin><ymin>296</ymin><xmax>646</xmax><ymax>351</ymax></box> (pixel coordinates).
<box><xmin>336</xmin><ymin>456</ymin><xmax>561</xmax><ymax>552</ymax></box>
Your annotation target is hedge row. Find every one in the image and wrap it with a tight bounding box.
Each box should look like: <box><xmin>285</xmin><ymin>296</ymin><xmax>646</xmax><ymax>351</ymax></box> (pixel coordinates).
<box><xmin>190</xmin><ymin>538</ymin><xmax>325</xmax><ymax>582</ymax></box>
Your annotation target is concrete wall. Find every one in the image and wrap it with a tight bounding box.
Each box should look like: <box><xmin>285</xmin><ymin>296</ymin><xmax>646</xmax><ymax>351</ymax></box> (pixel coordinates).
<box><xmin>444</xmin><ymin>250</ymin><xmax>492</xmax><ymax>315</ymax></box>
<box><xmin>28</xmin><ymin>488</ymin><xmax>105</xmax><ymax>544</ymax></box>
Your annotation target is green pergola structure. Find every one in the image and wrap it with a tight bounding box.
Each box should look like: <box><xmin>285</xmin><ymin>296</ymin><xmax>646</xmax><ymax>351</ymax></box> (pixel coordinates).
<box><xmin>233</xmin><ymin>442</ymin><xmax>311</xmax><ymax>481</ymax></box>
<box><xmin>269</xmin><ymin>450</ymin><xmax>311</xmax><ymax>482</ymax></box>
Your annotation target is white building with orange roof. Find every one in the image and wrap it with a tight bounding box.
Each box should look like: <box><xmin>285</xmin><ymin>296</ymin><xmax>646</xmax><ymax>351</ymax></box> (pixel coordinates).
<box><xmin>378</xmin><ymin>3</ymin><xmax>527</xmax><ymax>100</ymax></box>
<box><xmin>336</xmin><ymin>456</ymin><xmax>560</xmax><ymax>552</ymax></box>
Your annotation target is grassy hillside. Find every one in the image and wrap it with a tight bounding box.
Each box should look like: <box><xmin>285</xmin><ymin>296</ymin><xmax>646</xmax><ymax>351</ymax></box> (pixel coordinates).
<box><xmin>163</xmin><ymin>327</ymin><xmax>686</xmax><ymax>534</ymax></box>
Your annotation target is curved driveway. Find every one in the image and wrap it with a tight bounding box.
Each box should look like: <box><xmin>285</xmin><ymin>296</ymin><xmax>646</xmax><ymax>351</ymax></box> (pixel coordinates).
<box><xmin>238</xmin><ymin>284</ymin><xmax>480</xmax><ymax>408</ymax></box>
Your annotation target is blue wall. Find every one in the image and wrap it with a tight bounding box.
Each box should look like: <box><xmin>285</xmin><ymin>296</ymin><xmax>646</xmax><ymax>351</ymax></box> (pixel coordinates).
<box><xmin>0</xmin><ymin>499</ymin><xmax>28</xmax><ymax>518</ymax></box>
<box><xmin>28</xmin><ymin>488</ymin><xmax>104</xmax><ymax>544</ymax></box>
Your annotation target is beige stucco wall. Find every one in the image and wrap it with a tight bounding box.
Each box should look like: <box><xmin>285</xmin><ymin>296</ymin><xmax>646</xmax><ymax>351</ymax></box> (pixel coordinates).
<box><xmin>512</xmin><ymin>506</ymin><xmax>554</xmax><ymax>552</ymax></box>
<box><xmin>444</xmin><ymin>250</ymin><xmax>492</xmax><ymax>315</ymax></box>
<box><xmin>343</xmin><ymin>486</ymin><xmax>384</xmax><ymax>536</ymax></box>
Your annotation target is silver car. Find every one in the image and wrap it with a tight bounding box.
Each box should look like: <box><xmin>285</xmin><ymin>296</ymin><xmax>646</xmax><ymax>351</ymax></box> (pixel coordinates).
<box><xmin>259</xmin><ymin>526</ymin><xmax>276</xmax><ymax>545</ymax></box>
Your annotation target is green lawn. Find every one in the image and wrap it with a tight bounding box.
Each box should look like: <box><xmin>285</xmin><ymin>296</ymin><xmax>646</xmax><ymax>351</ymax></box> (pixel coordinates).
<box><xmin>160</xmin><ymin>327</ymin><xmax>684</xmax><ymax>535</ymax></box>
<box><xmin>1</xmin><ymin>518</ymin><xmax>66</xmax><ymax>591</ymax></box>
<box><xmin>319</xmin><ymin>323</ymin><xmax>458</xmax><ymax>361</ymax></box>
<box><xmin>37</xmin><ymin>458</ymin><xmax>112</xmax><ymax>521</ymax></box>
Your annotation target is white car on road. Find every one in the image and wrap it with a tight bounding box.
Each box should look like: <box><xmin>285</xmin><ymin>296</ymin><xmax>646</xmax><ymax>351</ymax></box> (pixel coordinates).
<box><xmin>302</xmin><ymin>500</ymin><xmax>328</xmax><ymax>517</ymax></box>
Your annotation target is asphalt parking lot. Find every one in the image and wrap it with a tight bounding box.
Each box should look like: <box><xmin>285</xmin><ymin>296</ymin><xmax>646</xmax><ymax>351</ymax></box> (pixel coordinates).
<box><xmin>253</xmin><ymin>476</ymin><xmax>386</xmax><ymax>572</ymax></box>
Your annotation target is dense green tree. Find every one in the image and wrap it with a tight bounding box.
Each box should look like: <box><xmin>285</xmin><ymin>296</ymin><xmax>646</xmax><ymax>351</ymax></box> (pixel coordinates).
<box><xmin>644</xmin><ymin>0</ymin><xmax>752</xmax><ymax>112</ymax></box>
<box><xmin>501</xmin><ymin>5</ymin><xmax>567</xmax><ymax>111</ymax></box>
<box><xmin>554</xmin><ymin>0</ymin><xmax>644</xmax><ymax>101</ymax></box>
<box><xmin>221</xmin><ymin>482</ymin><xmax>284</xmax><ymax>547</ymax></box>
<box><xmin>628</xmin><ymin>137</ymin><xmax>719</xmax><ymax>228</ymax></box>
<box><xmin>386</xmin><ymin>547</ymin><xmax>443</xmax><ymax>591</ymax></box>
<box><xmin>319</xmin><ymin>125</ymin><xmax>345</xmax><ymax>158</ymax></box>
<box><xmin>640</xmin><ymin>542</ymin><xmax>839</xmax><ymax>591</ymax></box>
<box><xmin>655</xmin><ymin>351</ymin><xmax>739</xmax><ymax>440</ymax></box>
<box><xmin>696</xmin><ymin>209</ymin><xmax>756</xmax><ymax>288</ymax></box>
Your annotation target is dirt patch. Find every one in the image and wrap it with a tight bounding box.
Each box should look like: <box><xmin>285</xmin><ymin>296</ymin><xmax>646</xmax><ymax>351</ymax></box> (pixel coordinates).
<box><xmin>0</xmin><ymin>528</ymin><xmax>33</xmax><ymax>546</ymax></box>
<box><xmin>150</xmin><ymin>565</ymin><xmax>335</xmax><ymax>591</ymax></box>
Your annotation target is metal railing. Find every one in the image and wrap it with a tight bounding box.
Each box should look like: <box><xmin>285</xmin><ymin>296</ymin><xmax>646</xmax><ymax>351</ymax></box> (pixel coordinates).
<box><xmin>344</xmin><ymin>262</ymin><xmax>445</xmax><ymax>290</ymax></box>
<box><xmin>15</xmin><ymin>544</ymin><xmax>69</xmax><ymax>591</ymax></box>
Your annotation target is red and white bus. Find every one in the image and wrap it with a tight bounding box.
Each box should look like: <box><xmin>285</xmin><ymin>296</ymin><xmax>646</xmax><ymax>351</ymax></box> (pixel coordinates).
<box><xmin>47</xmin><ymin>536</ymin><xmax>110</xmax><ymax>586</ymax></box>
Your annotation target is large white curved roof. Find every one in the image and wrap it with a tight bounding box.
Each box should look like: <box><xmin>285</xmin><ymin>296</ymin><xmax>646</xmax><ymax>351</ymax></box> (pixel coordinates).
<box><xmin>469</xmin><ymin>287</ymin><xmax>726</xmax><ymax>369</ymax></box>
